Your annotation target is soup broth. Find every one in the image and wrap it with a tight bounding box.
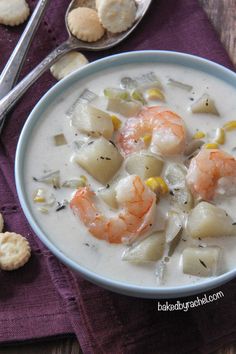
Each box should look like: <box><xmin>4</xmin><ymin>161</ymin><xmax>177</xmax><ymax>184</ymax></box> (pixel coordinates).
<box><xmin>24</xmin><ymin>62</ymin><xmax>236</xmax><ymax>287</ymax></box>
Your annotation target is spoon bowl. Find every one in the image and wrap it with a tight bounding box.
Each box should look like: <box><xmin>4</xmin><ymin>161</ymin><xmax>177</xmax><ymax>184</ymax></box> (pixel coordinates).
<box><xmin>65</xmin><ymin>0</ymin><xmax>153</xmax><ymax>50</ymax></box>
<box><xmin>0</xmin><ymin>0</ymin><xmax>152</xmax><ymax>132</ymax></box>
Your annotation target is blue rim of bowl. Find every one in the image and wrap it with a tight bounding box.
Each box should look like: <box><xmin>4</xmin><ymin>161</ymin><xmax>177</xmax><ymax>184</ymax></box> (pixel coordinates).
<box><xmin>15</xmin><ymin>50</ymin><xmax>236</xmax><ymax>298</ymax></box>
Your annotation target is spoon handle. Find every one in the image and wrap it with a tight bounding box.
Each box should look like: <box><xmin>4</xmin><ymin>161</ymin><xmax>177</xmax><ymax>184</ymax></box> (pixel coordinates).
<box><xmin>0</xmin><ymin>0</ymin><xmax>50</xmax><ymax>100</ymax></box>
<box><xmin>0</xmin><ymin>39</ymin><xmax>77</xmax><ymax>134</ymax></box>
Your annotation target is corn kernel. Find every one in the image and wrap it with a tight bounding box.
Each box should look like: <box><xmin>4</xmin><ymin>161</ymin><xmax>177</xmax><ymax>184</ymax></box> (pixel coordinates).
<box><xmin>131</xmin><ymin>90</ymin><xmax>146</xmax><ymax>104</ymax></box>
<box><xmin>204</xmin><ymin>143</ymin><xmax>219</xmax><ymax>149</ymax></box>
<box><xmin>111</xmin><ymin>115</ymin><xmax>122</xmax><ymax>130</ymax></box>
<box><xmin>214</xmin><ymin>128</ymin><xmax>225</xmax><ymax>145</ymax></box>
<box><xmin>145</xmin><ymin>177</ymin><xmax>169</xmax><ymax>195</ymax></box>
<box><xmin>146</xmin><ymin>88</ymin><xmax>165</xmax><ymax>101</ymax></box>
<box><xmin>142</xmin><ymin>134</ymin><xmax>152</xmax><ymax>146</ymax></box>
<box><xmin>193</xmin><ymin>131</ymin><xmax>206</xmax><ymax>139</ymax></box>
<box><xmin>223</xmin><ymin>120</ymin><xmax>236</xmax><ymax>131</ymax></box>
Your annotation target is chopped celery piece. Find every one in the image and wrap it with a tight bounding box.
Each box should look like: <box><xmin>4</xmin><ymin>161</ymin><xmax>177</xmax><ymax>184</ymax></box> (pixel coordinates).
<box><xmin>131</xmin><ymin>90</ymin><xmax>146</xmax><ymax>104</ymax></box>
<box><xmin>54</xmin><ymin>134</ymin><xmax>67</xmax><ymax>146</ymax></box>
<box><xmin>73</xmin><ymin>140</ymin><xmax>85</xmax><ymax>151</ymax></box>
<box><xmin>135</xmin><ymin>72</ymin><xmax>162</xmax><ymax>89</ymax></box>
<box><xmin>79</xmin><ymin>89</ymin><xmax>97</xmax><ymax>102</ymax></box>
<box><xmin>120</xmin><ymin>77</ymin><xmax>137</xmax><ymax>90</ymax></box>
<box><xmin>44</xmin><ymin>194</ymin><xmax>56</xmax><ymax>207</ymax></box>
<box><xmin>121</xmin><ymin>73</ymin><xmax>162</xmax><ymax>91</ymax></box>
<box><xmin>62</xmin><ymin>176</ymin><xmax>87</xmax><ymax>189</ymax></box>
<box><xmin>165</xmin><ymin>164</ymin><xmax>187</xmax><ymax>189</ymax></box>
<box><xmin>66</xmin><ymin>89</ymin><xmax>98</xmax><ymax>117</ymax></box>
<box><xmin>168</xmin><ymin>78</ymin><xmax>193</xmax><ymax>91</ymax></box>
<box><xmin>33</xmin><ymin>189</ymin><xmax>46</xmax><ymax>203</ymax></box>
<box><xmin>33</xmin><ymin>170</ymin><xmax>60</xmax><ymax>189</ymax></box>
<box><xmin>107</xmin><ymin>98</ymin><xmax>141</xmax><ymax>117</ymax></box>
<box><xmin>165</xmin><ymin>211</ymin><xmax>183</xmax><ymax>243</ymax></box>
<box><xmin>168</xmin><ymin>230</ymin><xmax>182</xmax><ymax>257</ymax></box>
<box><xmin>166</xmin><ymin>210</ymin><xmax>183</xmax><ymax>257</ymax></box>
<box><xmin>104</xmin><ymin>88</ymin><xmax>130</xmax><ymax>101</ymax></box>
<box><xmin>38</xmin><ymin>207</ymin><xmax>49</xmax><ymax>214</ymax></box>
<box><xmin>165</xmin><ymin>164</ymin><xmax>193</xmax><ymax>212</ymax></box>
<box><xmin>33</xmin><ymin>188</ymin><xmax>56</xmax><ymax>208</ymax></box>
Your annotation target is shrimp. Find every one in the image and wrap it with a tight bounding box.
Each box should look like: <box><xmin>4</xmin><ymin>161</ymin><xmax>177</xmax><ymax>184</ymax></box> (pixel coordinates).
<box><xmin>116</xmin><ymin>106</ymin><xmax>186</xmax><ymax>156</ymax></box>
<box><xmin>186</xmin><ymin>148</ymin><xmax>236</xmax><ymax>201</ymax></box>
<box><xmin>70</xmin><ymin>175</ymin><xmax>156</xmax><ymax>244</ymax></box>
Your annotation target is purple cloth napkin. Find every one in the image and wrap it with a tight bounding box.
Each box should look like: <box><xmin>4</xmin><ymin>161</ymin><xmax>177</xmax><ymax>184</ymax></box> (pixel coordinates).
<box><xmin>0</xmin><ymin>0</ymin><xmax>236</xmax><ymax>352</ymax></box>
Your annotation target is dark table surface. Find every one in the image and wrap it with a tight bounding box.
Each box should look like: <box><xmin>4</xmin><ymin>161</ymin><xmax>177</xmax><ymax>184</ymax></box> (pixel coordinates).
<box><xmin>0</xmin><ymin>0</ymin><xmax>236</xmax><ymax>353</ymax></box>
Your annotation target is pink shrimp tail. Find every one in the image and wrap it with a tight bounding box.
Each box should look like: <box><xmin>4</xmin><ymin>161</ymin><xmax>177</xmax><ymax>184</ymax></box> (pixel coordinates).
<box><xmin>70</xmin><ymin>176</ymin><xmax>156</xmax><ymax>244</ymax></box>
<box><xmin>70</xmin><ymin>187</ymin><xmax>127</xmax><ymax>244</ymax></box>
<box><xmin>116</xmin><ymin>106</ymin><xmax>186</xmax><ymax>156</ymax></box>
<box><xmin>187</xmin><ymin>149</ymin><xmax>236</xmax><ymax>200</ymax></box>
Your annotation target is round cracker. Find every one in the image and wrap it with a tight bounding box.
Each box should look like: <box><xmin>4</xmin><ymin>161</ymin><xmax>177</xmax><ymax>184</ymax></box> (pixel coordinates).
<box><xmin>96</xmin><ymin>0</ymin><xmax>136</xmax><ymax>33</ymax></box>
<box><xmin>50</xmin><ymin>51</ymin><xmax>89</xmax><ymax>80</ymax></box>
<box><xmin>0</xmin><ymin>0</ymin><xmax>30</xmax><ymax>26</ymax></box>
<box><xmin>0</xmin><ymin>232</ymin><xmax>31</xmax><ymax>271</ymax></box>
<box><xmin>68</xmin><ymin>7</ymin><xmax>105</xmax><ymax>42</ymax></box>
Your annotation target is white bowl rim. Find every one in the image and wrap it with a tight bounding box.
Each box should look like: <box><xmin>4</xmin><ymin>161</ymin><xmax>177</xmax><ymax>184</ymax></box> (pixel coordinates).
<box><xmin>15</xmin><ymin>50</ymin><xmax>236</xmax><ymax>298</ymax></box>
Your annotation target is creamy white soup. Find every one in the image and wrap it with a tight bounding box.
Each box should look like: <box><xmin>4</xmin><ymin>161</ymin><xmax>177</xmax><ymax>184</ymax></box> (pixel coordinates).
<box><xmin>24</xmin><ymin>63</ymin><xmax>236</xmax><ymax>287</ymax></box>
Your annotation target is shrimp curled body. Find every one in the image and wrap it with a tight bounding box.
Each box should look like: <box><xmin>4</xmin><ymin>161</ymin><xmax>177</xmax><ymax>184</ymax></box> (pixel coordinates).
<box><xmin>186</xmin><ymin>149</ymin><xmax>236</xmax><ymax>201</ymax></box>
<box><xmin>70</xmin><ymin>175</ymin><xmax>156</xmax><ymax>244</ymax></box>
<box><xmin>117</xmin><ymin>106</ymin><xmax>186</xmax><ymax>156</ymax></box>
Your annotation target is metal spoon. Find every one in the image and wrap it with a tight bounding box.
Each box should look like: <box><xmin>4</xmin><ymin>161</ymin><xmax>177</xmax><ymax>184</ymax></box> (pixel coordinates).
<box><xmin>0</xmin><ymin>0</ymin><xmax>50</xmax><ymax>100</ymax></box>
<box><xmin>0</xmin><ymin>0</ymin><xmax>152</xmax><ymax>133</ymax></box>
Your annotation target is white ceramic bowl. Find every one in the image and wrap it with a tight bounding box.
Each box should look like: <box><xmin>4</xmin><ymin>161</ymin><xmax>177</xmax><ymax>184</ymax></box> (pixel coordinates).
<box><xmin>15</xmin><ymin>51</ymin><xmax>236</xmax><ymax>298</ymax></box>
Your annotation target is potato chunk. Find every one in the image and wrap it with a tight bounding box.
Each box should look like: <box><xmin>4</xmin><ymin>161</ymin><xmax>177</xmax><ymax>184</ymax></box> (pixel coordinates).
<box><xmin>125</xmin><ymin>153</ymin><xmax>164</xmax><ymax>180</ymax></box>
<box><xmin>97</xmin><ymin>183</ymin><xmax>118</xmax><ymax>209</ymax></box>
<box><xmin>72</xmin><ymin>102</ymin><xmax>114</xmax><ymax>139</ymax></box>
<box><xmin>191</xmin><ymin>94</ymin><xmax>219</xmax><ymax>115</ymax></box>
<box><xmin>187</xmin><ymin>202</ymin><xmax>236</xmax><ymax>238</ymax></box>
<box><xmin>75</xmin><ymin>137</ymin><xmax>123</xmax><ymax>184</ymax></box>
<box><xmin>122</xmin><ymin>232</ymin><xmax>165</xmax><ymax>263</ymax></box>
<box><xmin>182</xmin><ymin>246</ymin><xmax>221</xmax><ymax>277</ymax></box>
